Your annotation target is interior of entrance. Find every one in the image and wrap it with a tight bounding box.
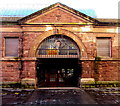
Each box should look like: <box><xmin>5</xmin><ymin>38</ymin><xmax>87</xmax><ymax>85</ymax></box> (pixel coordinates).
<box><xmin>36</xmin><ymin>58</ymin><xmax>81</xmax><ymax>87</ymax></box>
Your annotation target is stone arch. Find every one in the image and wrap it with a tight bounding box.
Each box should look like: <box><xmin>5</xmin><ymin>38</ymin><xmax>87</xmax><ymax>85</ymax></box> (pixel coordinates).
<box><xmin>29</xmin><ymin>29</ymin><xmax>87</xmax><ymax>59</ymax></box>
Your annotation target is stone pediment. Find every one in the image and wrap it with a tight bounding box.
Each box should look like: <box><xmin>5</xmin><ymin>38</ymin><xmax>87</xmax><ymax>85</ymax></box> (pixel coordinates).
<box><xmin>18</xmin><ymin>2</ymin><xmax>99</xmax><ymax>24</ymax></box>
<box><xmin>24</xmin><ymin>8</ymin><xmax>88</xmax><ymax>24</ymax></box>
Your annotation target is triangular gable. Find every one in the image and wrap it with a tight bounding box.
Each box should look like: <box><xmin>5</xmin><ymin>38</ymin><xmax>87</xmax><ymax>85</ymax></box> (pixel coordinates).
<box><xmin>18</xmin><ymin>2</ymin><xmax>99</xmax><ymax>24</ymax></box>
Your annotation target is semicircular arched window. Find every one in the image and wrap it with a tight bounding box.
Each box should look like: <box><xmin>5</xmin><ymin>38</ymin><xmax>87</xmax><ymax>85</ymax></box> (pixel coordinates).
<box><xmin>36</xmin><ymin>35</ymin><xmax>80</xmax><ymax>57</ymax></box>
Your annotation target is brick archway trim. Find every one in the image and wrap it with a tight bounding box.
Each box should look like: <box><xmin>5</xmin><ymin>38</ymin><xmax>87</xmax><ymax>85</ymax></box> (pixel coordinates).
<box><xmin>29</xmin><ymin>29</ymin><xmax>87</xmax><ymax>59</ymax></box>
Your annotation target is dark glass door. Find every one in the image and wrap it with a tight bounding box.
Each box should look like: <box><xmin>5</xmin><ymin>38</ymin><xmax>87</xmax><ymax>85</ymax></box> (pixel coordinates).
<box><xmin>37</xmin><ymin>58</ymin><xmax>80</xmax><ymax>87</ymax></box>
<box><xmin>46</xmin><ymin>69</ymin><xmax>64</xmax><ymax>87</ymax></box>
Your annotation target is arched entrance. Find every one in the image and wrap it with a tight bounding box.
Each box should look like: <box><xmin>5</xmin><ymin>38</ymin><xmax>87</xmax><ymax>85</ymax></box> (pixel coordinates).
<box><xmin>29</xmin><ymin>29</ymin><xmax>87</xmax><ymax>58</ymax></box>
<box><xmin>36</xmin><ymin>34</ymin><xmax>82</xmax><ymax>87</ymax></box>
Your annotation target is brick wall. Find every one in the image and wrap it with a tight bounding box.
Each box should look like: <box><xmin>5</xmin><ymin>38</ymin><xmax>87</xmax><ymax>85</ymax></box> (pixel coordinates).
<box><xmin>2</xmin><ymin>61</ymin><xmax>20</xmax><ymax>82</ymax></box>
<box><xmin>23</xmin><ymin>32</ymin><xmax>43</xmax><ymax>57</ymax></box>
<box><xmin>1</xmin><ymin>60</ymin><xmax>36</xmax><ymax>83</ymax></box>
<box><xmin>81</xmin><ymin>60</ymin><xmax>119</xmax><ymax>81</ymax></box>
<box><xmin>98</xmin><ymin>61</ymin><xmax>119</xmax><ymax>81</ymax></box>
<box><xmin>81</xmin><ymin>61</ymin><xmax>94</xmax><ymax>78</ymax></box>
<box><xmin>21</xmin><ymin>61</ymin><xmax>36</xmax><ymax>79</ymax></box>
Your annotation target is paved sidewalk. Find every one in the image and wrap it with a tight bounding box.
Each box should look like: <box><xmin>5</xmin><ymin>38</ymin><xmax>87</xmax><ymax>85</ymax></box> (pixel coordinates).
<box><xmin>24</xmin><ymin>88</ymin><xmax>98</xmax><ymax>105</ymax></box>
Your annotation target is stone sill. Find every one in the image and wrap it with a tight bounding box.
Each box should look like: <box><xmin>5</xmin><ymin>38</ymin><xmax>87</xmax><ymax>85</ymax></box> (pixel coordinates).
<box><xmin>0</xmin><ymin>57</ymin><xmax>120</xmax><ymax>61</ymax></box>
<box><xmin>80</xmin><ymin>57</ymin><xmax>120</xmax><ymax>61</ymax></box>
<box><xmin>0</xmin><ymin>57</ymin><xmax>37</xmax><ymax>61</ymax></box>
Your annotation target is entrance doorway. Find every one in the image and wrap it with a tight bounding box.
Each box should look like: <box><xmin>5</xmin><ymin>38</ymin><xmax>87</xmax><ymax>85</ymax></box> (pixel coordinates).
<box><xmin>36</xmin><ymin>58</ymin><xmax>81</xmax><ymax>87</ymax></box>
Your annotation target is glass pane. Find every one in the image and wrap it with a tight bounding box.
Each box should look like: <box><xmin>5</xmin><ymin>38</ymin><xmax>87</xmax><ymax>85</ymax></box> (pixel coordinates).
<box><xmin>50</xmin><ymin>78</ymin><xmax>56</xmax><ymax>82</ymax></box>
<box><xmin>50</xmin><ymin>74</ymin><xmax>56</xmax><ymax>82</ymax></box>
<box><xmin>59</xmin><ymin>78</ymin><xmax>64</xmax><ymax>82</ymax></box>
<box><xmin>37</xmin><ymin>35</ymin><xmax>79</xmax><ymax>55</ymax></box>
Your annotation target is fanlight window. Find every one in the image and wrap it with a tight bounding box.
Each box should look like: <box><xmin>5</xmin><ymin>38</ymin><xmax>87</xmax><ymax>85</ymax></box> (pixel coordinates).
<box><xmin>37</xmin><ymin>35</ymin><xmax>80</xmax><ymax>56</ymax></box>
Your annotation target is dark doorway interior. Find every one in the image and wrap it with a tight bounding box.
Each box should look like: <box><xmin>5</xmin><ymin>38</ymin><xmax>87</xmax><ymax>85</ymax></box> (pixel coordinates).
<box><xmin>36</xmin><ymin>58</ymin><xmax>81</xmax><ymax>87</ymax></box>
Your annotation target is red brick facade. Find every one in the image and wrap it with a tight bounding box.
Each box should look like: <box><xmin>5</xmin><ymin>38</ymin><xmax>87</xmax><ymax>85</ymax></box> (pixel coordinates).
<box><xmin>0</xmin><ymin>3</ymin><xmax>119</xmax><ymax>86</ymax></box>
